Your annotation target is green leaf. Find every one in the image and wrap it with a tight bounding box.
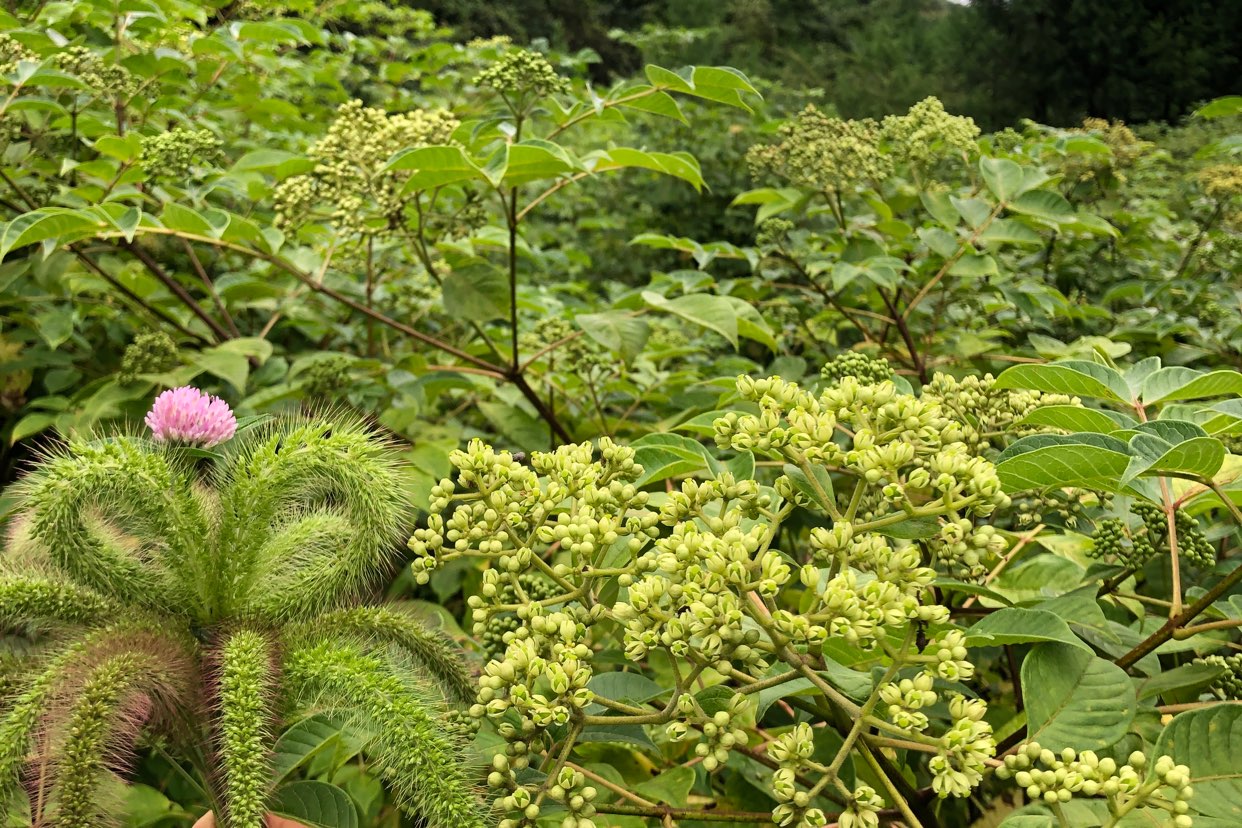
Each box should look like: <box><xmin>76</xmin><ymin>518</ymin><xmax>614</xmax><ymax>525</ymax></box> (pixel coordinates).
<box><xmin>388</xmin><ymin>145</ymin><xmax>484</xmax><ymax>191</ymax></box>
<box><xmin>781</xmin><ymin>462</ymin><xmax>836</xmax><ymax>514</ymax></box>
<box><xmin>159</xmin><ymin>203</ymin><xmax>216</xmax><ymax>237</ymax></box>
<box><xmin>586</xmin><ymin>673</ymin><xmax>665</xmax><ymax>710</ymax></box>
<box><xmin>995</xmin><ymin>361</ymin><xmax>1132</xmax><ymax>404</ymax></box>
<box><xmin>577</xmin><ymin>723</ymin><xmax>658</xmax><ymax>751</ymax></box>
<box><xmin>10</xmin><ymin>412</ymin><xmax>57</xmax><ymax>445</ymax></box>
<box><xmin>726</xmin><ymin>296</ymin><xmax>778</xmax><ymax>351</ymax></box>
<box><xmin>1122</xmin><ymin>434</ymin><xmax>1225</xmax><ymax>483</ymax></box>
<box><xmin>949</xmin><ymin>253</ymin><xmax>999</xmax><ymax>277</ymax></box>
<box><xmin>632</xmin><ymin>433</ymin><xmax>710</xmax><ymax>486</ymax></box>
<box><xmin>441</xmin><ymin>260</ymin><xmax>509</xmax><ymax>322</ymax></box>
<box><xmin>964</xmin><ymin>608</ymin><xmax>1090</xmax><ymax>651</ymax></box>
<box><xmin>980</xmin><ymin>156</ymin><xmax>1026</xmax><ymax>203</ymax></box>
<box><xmin>574</xmin><ymin>311</ymin><xmax>650</xmax><ymax>362</ymax></box>
<box><xmin>1195</xmin><ymin>96</ymin><xmax>1242</xmax><ymax>119</ymax></box>
<box><xmin>1022</xmin><ymin>643</ymin><xmax>1136</xmax><ymax>751</ymax></box>
<box><xmin>1141</xmin><ymin>368</ymin><xmax>1242</xmax><ymax>405</ymax></box>
<box><xmin>272</xmin><ymin>716</ymin><xmax>343</xmax><ymax>783</ymax></box>
<box><xmin>684</xmin><ymin>66</ymin><xmax>759</xmax><ymax>111</ymax></box>
<box><xmin>618</xmin><ymin>89</ymin><xmax>688</xmax><ymax>124</ymax></box>
<box><xmin>270</xmin><ymin>781</ymin><xmax>358</xmax><ymax>828</ymax></box>
<box><xmin>1008</xmin><ymin>189</ymin><xmax>1074</xmax><ymax>223</ymax></box>
<box><xmin>995</xmin><ymin>433</ymin><xmax>1133</xmax><ymax>491</ymax></box>
<box><xmin>95</xmin><ymin>134</ymin><xmax>141</xmax><ymax>162</ymax></box>
<box><xmin>918</xmin><ymin>226</ymin><xmax>959</xmax><ymax>258</ymax></box>
<box><xmin>0</xmin><ymin>208</ymin><xmax>107</xmax><ymax>259</ymax></box>
<box><xmin>1156</xmin><ymin>705</ymin><xmax>1242</xmax><ymax>819</ymax></box>
<box><xmin>921</xmin><ymin>190</ymin><xmax>959</xmax><ymax>228</ymax></box>
<box><xmin>1136</xmin><ymin>662</ymin><xmax>1225</xmax><ymax>702</ymax></box>
<box><xmin>633</xmin><ymin>767</ymin><xmax>695</xmax><ymax>807</ymax></box>
<box><xmin>1016</xmin><ymin>405</ymin><xmax>1131</xmax><ymax>433</ymax></box>
<box><xmin>979</xmin><ymin>218</ymin><xmax>1044</xmax><ymax>247</ymax></box>
<box><xmin>503</xmin><ymin>139</ymin><xmax>580</xmax><ymax>185</ymax></box>
<box><xmin>590</xmin><ymin>148</ymin><xmax>704</xmax><ymax>191</ymax></box>
<box><xmin>191</xmin><ymin>338</ymin><xmax>272</xmax><ymax>393</ymax></box>
<box><xmin>643</xmin><ymin>292</ymin><xmax>737</xmax><ymax>347</ymax></box>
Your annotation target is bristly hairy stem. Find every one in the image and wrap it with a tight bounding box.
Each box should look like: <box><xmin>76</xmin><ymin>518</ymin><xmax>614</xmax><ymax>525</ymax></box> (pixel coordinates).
<box><xmin>46</xmin><ymin>655</ymin><xmax>151</xmax><ymax>827</ymax></box>
<box><xmin>215</xmin><ymin>629</ymin><xmax>274</xmax><ymax>828</ymax></box>
<box><xmin>282</xmin><ymin>640</ymin><xmax>483</xmax><ymax>828</ymax></box>
<box><xmin>215</xmin><ymin>419</ymin><xmax>405</xmax><ymax>622</ymax></box>
<box><xmin>19</xmin><ymin>438</ymin><xmax>205</xmax><ymax>613</ymax></box>
<box><xmin>305</xmin><ymin>606</ymin><xmax>475</xmax><ymax>705</ymax></box>
<box><xmin>0</xmin><ymin>577</ymin><xmax>114</xmax><ymax>627</ymax></box>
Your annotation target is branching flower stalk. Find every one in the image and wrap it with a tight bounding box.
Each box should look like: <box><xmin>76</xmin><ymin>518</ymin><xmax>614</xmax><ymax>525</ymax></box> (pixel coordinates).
<box><xmin>406</xmin><ymin>372</ymin><xmax>1061</xmax><ymax>827</ymax></box>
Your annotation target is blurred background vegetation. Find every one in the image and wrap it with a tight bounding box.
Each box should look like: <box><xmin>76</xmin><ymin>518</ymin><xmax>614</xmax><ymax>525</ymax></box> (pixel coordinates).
<box><xmin>400</xmin><ymin>0</ymin><xmax>1242</xmax><ymax>128</ymax></box>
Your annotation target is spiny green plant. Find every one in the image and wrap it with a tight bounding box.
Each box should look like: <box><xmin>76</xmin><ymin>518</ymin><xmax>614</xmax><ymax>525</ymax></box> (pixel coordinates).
<box><xmin>0</xmin><ymin>393</ymin><xmax>481</xmax><ymax>827</ymax></box>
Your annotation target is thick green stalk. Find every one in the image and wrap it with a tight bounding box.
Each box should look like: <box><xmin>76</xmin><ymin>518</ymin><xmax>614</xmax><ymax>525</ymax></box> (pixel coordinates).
<box><xmin>216</xmin><ymin>629</ymin><xmax>274</xmax><ymax>828</ymax></box>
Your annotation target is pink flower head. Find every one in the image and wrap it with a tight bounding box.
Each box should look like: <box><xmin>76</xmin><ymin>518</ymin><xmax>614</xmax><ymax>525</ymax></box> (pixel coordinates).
<box><xmin>145</xmin><ymin>387</ymin><xmax>237</xmax><ymax>448</ymax></box>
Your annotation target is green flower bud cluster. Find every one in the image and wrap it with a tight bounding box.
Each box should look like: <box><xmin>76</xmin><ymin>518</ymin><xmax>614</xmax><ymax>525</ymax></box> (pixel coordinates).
<box><xmin>299</xmin><ymin>354</ymin><xmax>355</xmax><ymax>400</ymax></box>
<box><xmin>474</xmin><ymin>49</ymin><xmax>570</xmax><ymax>99</ymax></box>
<box><xmin>922</xmin><ymin>372</ymin><xmax>1077</xmax><ymax>454</ymax></box>
<box><xmin>1014</xmin><ymin>488</ymin><xmax>1108</xmax><ymax>530</ymax></box>
<box><xmin>797</xmin><ymin>526</ymin><xmax>948</xmax><ymax>647</ymax></box>
<box><xmin>408</xmin><ymin>375</ymin><xmax>1021</xmax><ymax>817</ymax></box>
<box><xmin>1060</xmin><ymin>118</ymin><xmax>1150</xmax><ymax>184</ymax></box>
<box><xmin>54</xmin><ymin>46</ymin><xmax>137</xmax><ymax>98</ymax></box>
<box><xmin>715</xmin><ymin>375</ymin><xmax>1010</xmax><ymax>581</ymax></box>
<box><xmin>880</xmin><ymin>97</ymin><xmax>980</xmax><ymax>167</ymax></box>
<box><xmin>748</xmin><ymin>97</ymin><xmax>976</xmax><ymax>193</ymax></box>
<box><xmin>878</xmin><ymin>670</ymin><xmax>937</xmax><ymax>732</ymax></box>
<box><xmin>477</xmin><ymin>573</ymin><xmax>560</xmax><ymax>661</ymax></box>
<box><xmin>1196</xmin><ymin>653</ymin><xmax>1242</xmax><ymax>699</ymax></box>
<box><xmin>819</xmin><ymin>353</ymin><xmax>893</xmax><ymax>387</ymax></box>
<box><xmin>118</xmin><ymin>331</ymin><xmax>179</xmax><ymax>384</ymax></box>
<box><xmin>273</xmin><ymin>99</ymin><xmax>459</xmax><ymax>234</ymax></box>
<box><xmin>756</xmin><ymin>217</ymin><xmax>795</xmax><ymax>248</ymax></box>
<box><xmin>838</xmin><ymin>785</ymin><xmax>884</xmax><ymax>828</ymax></box>
<box><xmin>0</xmin><ymin>34</ymin><xmax>35</xmax><ymax>75</ymax></box>
<box><xmin>618</xmin><ymin>473</ymin><xmax>777</xmax><ymax>667</ymax></box>
<box><xmin>769</xmin><ymin>723</ymin><xmax>831</xmax><ymax>828</ymax></box>
<box><xmin>1131</xmin><ymin>501</ymin><xmax>1217</xmax><ymax>570</ymax></box>
<box><xmin>521</xmin><ymin>318</ymin><xmax>615</xmax><ymax>376</ymax></box>
<box><xmin>374</xmin><ymin>262</ymin><xmax>442</xmax><ymax>319</ymax></box>
<box><xmin>929</xmin><ymin>693</ymin><xmax>994</xmax><ymax>798</ymax></box>
<box><xmin>668</xmin><ymin>693</ymin><xmax>752</xmax><ymax>772</ymax></box>
<box><xmin>1198</xmin><ymin>164</ymin><xmax>1242</xmax><ymax>201</ymax></box>
<box><xmin>139</xmin><ymin>127</ymin><xmax>223</xmax><ymax>180</ymax></box>
<box><xmin>747</xmin><ymin>105</ymin><xmax>891</xmax><ymax>193</ymax></box>
<box><xmin>996</xmin><ymin>743</ymin><xmax>1194</xmax><ymax>824</ymax></box>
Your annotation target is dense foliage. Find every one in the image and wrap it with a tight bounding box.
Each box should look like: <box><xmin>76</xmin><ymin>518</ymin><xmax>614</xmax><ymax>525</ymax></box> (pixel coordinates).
<box><xmin>1</xmin><ymin>1</ymin><xmax>1241</xmax><ymax>827</ymax></box>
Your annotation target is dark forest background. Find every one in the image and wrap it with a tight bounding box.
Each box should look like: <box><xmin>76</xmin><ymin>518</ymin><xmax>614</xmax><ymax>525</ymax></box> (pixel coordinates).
<box><xmin>404</xmin><ymin>0</ymin><xmax>1242</xmax><ymax>129</ymax></box>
